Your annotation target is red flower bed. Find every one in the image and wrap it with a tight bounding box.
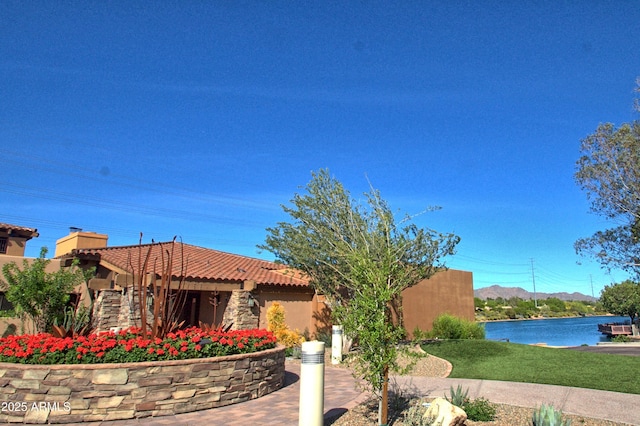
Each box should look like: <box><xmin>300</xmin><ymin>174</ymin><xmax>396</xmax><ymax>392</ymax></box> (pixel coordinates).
<box><xmin>0</xmin><ymin>327</ymin><xmax>277</xmax><ymax>364</ymax></box>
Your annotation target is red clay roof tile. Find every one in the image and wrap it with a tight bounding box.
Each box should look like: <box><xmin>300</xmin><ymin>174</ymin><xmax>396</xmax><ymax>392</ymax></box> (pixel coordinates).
<box><xmin>75</xmin><ymin>242</ymin><xmax>309</xmax><ymax>287</ymax></box>
<box><xmin>0</xmin><ymin>222</ymin><xmax>39</xmax><ymax>238</ymax></box>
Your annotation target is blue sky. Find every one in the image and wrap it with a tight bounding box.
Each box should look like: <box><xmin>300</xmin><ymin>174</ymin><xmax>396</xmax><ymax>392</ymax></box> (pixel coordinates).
<box><xmin>2</xmin><ymin>2</ymin><xmax>639</xmax><ymax>297</ymax></box>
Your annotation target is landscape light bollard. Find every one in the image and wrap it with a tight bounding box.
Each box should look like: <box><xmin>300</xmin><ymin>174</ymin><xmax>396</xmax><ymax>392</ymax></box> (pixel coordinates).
<box><xmin>298</xmin><ymin>340</ymin><xmax>325</xmax><ymax>426</ymax></box>
<box><xmin>331</xmin><ymin>325</ymin><xmax>343</xmax><ymax>364</ymax></box>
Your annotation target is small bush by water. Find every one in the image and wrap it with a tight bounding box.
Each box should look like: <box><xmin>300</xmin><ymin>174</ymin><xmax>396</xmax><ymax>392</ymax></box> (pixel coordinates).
<box><xmin>427</xmin><ymin>313</ymin><xmax>485</xmax><ymax>340</ymax></box>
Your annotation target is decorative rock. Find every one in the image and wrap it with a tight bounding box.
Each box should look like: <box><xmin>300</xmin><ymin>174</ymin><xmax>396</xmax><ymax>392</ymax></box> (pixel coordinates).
<box><xmin>23</xmin><ymin>407</ymin><xmax>50</xmax><ymax>424</ymax></box>
<box><xmin>172</xmin><ymin>388</ymin><xmax>196</xmax><ymax>399</ymax></box>
<box><xmin>92</xmin><ymin>369</ymin><xmax>128</xmax><ymax>385</ymax></box>
<box><xmin>95</xmin><ymin>396</ymin><xmax>125</xmax><ymax>409</ymax></box>
<box><xmin>146</xmin><ymin>389</ymin><xmax>173</xmax><ymax>402</ymax></box>
<box><xmin>47</xmin><ymin>386</ymin><xmax>72</xmax><ymax>395</ymax></box>
<box><xmin>423</xmin><ymin>397</ymin><xmax>467</xmax><ymax>426</ymax></box>
<box><xmin>11</xmin><ymin>379</ymin><xmax>40</xmax><ymax>389</ymax></box>
<box><xmin>104</xmin><ymin>410</ymin><xmax>135</xmax><ymax>421</ymax></box>
<box><xmin>23</xmin><ymin>370</ymin><xmax>49</xmax><ymax>380</ymax></box>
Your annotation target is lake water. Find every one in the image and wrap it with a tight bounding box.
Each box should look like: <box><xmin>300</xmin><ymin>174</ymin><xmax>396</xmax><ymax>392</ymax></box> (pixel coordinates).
<box><xmin>482</xmin><ymin>315</ymin><xmax>629</xmax><ymax>347</ymax></box>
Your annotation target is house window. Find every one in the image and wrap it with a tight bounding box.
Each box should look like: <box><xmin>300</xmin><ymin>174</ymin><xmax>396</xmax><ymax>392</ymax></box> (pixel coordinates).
<box><xmin>0</xmin><ymin>237</ymin><xmax>7</xmax><ymax>254</ymax></box>
<box><xmin>0</xmin><ymin>292</ymin><xmax>14</xmax><ymax>311</ymax></box>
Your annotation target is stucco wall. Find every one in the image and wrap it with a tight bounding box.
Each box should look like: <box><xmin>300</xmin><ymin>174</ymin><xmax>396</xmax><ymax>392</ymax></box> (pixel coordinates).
<box><xmin>401</xmin><ymin>269</ymin><xmax>475</xmax><ymax>338</ymax></box>
<box><xmin>0</xmin><ymin>346</ymin><xmax>285</xmax><ymax>424</ymax></box>
<box><xmin>257</xmin><ymin>288</ymin><xmax>315</xmax><ymax>334</ymax></box>
<box><xmin>0</xmin><ymin>237</ymin><xmax>28</xmax><ymax>257</ymax></box>
<box><xmin>197</xmin><ymin>290</ymin><xmax>230</xmax><ymax>327</ymax></box>
<box><xmin>255</xmin><ymin>270</ymin><xmax>474</xmax><ymax>339</ymax></box>
<box><xmin>0</xmin><ymin>255</ymin><xmax>62</xmax><ymax>276</ymax></box>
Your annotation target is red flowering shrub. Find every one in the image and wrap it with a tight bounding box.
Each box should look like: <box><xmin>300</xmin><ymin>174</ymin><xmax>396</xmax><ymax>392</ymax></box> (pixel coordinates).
<box><xmin>0</xmin><ymin>327</ymin><xmax>277</xmax><ymax>365</ymax></box>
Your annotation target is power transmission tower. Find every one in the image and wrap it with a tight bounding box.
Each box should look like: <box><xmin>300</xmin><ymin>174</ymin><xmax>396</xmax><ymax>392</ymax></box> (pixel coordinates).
<box><xmin>530</xmin><ymin>258</ymin><xmax>537</xmax><ymax>307</ymax></box>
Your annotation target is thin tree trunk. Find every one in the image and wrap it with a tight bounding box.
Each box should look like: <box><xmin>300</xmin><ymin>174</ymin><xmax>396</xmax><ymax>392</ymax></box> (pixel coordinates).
<box><xmin>378</xmin><ymin>364</ymin><xmax>389</xmax><ymax>425</ymax></box>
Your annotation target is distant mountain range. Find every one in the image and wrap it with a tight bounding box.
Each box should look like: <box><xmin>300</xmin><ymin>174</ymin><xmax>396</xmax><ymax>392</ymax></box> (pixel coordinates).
<box><xmin>474</xmin><ymin>285</ymin><xmax>597</xmax><ymax>302</ymax></box>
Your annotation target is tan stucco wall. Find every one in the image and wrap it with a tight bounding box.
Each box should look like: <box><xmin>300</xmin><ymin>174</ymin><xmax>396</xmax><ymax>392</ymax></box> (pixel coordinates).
<box><xmin>0</xmin><ymin>234</ymin><xmax>28</xmax><ymax>257</ymax></box>
<box><xmin>54</xmin><ymin>232</ymin><xmax>108</xmax><ymax>257</ymax></box>
<box><xmin>0</xmin><ymin>317</ymin><xmax>23</xmax><ymax>337</ymax></box>
<box><xmin>197</xmin><ymin>290</ymin><xmax>230</xmax><ymax>327</ymax></box>
<box><xmin>401</xmin><ymin>269</ymin><xmax>475</xmax><ymax>338</ymax></box>
<box><xmin>0</xmin><ymin>254</ymin><xmax>63</xmax><ymax>277</ymax></box>
<box><xmin>257</xmin><ymin>289</ymin><xmax>315</xmax><ymax>335</ymax></box>
<box><xmin>254</xmin><ymin>269</ymin><xmax>473</xmax><ymax>339</ymax></box>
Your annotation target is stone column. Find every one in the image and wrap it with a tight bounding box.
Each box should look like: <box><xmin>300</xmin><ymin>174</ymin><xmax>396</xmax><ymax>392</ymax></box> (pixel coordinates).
<box><xmin>92</xmin><ymin>289</ymin><xmax>123</xmax><ymax>332</ymax></box>
<box><xmin>222</xmin><ymin>290</ymin><xmax>259</xmax><ymax>330</ymax></box>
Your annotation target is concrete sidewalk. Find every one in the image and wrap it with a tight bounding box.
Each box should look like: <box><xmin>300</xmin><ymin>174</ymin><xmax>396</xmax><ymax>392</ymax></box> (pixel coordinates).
<box><xmin>393</xmin><ymin>375</ymin><xmax>640</xmax><ymax>426</ymax></box>
<box><xmin>58</xmin><ymin>361</ymin><xmax>640</xmax><ymax>426</ymax></box>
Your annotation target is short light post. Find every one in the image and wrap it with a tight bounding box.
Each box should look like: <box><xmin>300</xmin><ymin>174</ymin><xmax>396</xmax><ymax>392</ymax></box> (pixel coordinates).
<box><xmin>298</xmin><ymin>340</ymin><xmax>325</xmax><ymax>426</ymax></box>
<box><xmin>331</xmin><ymin>325</ymin><xmax>343</xmax><ymax>364</ymax></box>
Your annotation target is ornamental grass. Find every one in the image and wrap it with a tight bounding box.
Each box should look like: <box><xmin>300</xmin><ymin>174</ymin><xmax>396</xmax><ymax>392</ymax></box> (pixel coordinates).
<box><xmin>0</xmin><ymin>326</ymin><xmax>277</xmax><ymax>365</ymax></box>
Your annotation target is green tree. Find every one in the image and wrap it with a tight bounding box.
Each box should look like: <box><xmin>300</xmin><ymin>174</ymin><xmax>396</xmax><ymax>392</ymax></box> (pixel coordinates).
<box><xmin>575</xmin><ymin>83</ymin><xmax>640</xmax><ymax>276</ymax></box>
<box><xmin>544</xmin><ymin>297</ymin><xmax>566</xmax><ymax>313</ymax></box>
<box><xmin>514</xmin><ymin>299</ymin><xmax>537</xmax><ymax>317</ymax></box>
<box><xmin>1</xmin><ymin>247</ymin><xmax>89</xmax><ymax>333</ymax></box>
<box><xmin>484</xmin><ymin>298</ymin><xmax>498</xmax><ymax>309</ymax></box>
<box><xmin>507</xmin><ymin>296</ymin><xmax>522</xmax><ymax>307</ymax></box>
<box><xmin>260</xmin><ymin>169</ymin><xmax>459</xmax><ymax>425</ymax></box>
<box><xmin>567</xmin><ymin>301</ymin><xmax>589</xmax><ymax>315</ymax></box>
<box><xmin>599</xmin><ymin>280</ymin><xmax>640</xmax><ymax>323</ymax></box>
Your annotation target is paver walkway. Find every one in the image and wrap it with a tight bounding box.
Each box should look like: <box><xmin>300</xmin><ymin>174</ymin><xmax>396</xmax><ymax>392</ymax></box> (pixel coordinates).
<box><xmin>58</xmin><ymin>361</ymin><xmax>640</xmax><ymax>426</ymax></box>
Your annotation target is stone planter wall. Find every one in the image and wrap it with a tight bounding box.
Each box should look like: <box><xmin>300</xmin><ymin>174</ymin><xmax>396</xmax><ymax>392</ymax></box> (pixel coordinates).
<box><xmin>0</xmin><ymin>345</ymin><xmax>285</xmax><ymax>424</ymax></box>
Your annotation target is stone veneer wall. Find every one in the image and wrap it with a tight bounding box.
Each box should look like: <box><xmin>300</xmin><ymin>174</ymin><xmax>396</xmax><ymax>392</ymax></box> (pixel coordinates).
<box><xmin>0</xmin><ymin>345</ymin><xmax>285</xmax><ymax>424</ymax></box>
<box><xmin>223</xmin><ymin>290</ymin><xmax>259</xmax><ymax>330</ymax></box>
<box><xmin>91</xmin><ymin>289</ymin><xmax>123</xmax><ymax>332</ymax></box>
<box><xmin>92</xmin><ymin>288</ymin><xmax>154</xmax><ymax>333</ymax></box>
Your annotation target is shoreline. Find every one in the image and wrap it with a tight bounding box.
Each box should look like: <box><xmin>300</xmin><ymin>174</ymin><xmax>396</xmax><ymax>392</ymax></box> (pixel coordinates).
<box><xmin>477</xmin><ymin>313</ymin><xmax>617</xmax><ymax>323</ymax></box>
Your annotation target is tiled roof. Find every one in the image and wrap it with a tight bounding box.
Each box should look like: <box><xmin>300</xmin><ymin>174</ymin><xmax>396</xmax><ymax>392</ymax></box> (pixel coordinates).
<box><xmin>0</xmin><ymin>222</ymin><xmax>39</xmax><ymax>238</ymax></box>
<box><xmin>75</xmin><ymin>242</ymin><xmax>309</xmax><ymax>287</ymax></box>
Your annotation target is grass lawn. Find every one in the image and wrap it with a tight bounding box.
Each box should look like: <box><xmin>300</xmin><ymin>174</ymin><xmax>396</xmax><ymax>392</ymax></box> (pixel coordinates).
<box><xmin>421</xmin><ymin>339</ymin><xmax>640</xmax><ymax>395</ymax></box>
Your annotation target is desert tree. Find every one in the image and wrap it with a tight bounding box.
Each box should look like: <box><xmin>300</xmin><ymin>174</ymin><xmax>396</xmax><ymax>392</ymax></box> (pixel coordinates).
<box><xmin>1</xmin><ymin>247</ymin><xmax>90</xmax><ymax>333</ymax></box>
<box><xmin>575</xmin><ymin>81</ymin><xmax>640</xmax><ymax>276</ymax></box>
<box><xmin>260</xmin><ymin>169</ymin><xmax>459</xmax><ymax>425</ymax></box>
<box><xmin>599</xmin><ymin>280</ymin><xmax>640</xmax><ymax>324</ymax></box>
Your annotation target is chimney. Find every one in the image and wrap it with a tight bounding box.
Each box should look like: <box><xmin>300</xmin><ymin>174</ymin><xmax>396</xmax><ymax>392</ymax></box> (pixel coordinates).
<box><xmin>55</xmin><ymin>229</ymin><xmax>108</xmax><ymax>257</ymax></box>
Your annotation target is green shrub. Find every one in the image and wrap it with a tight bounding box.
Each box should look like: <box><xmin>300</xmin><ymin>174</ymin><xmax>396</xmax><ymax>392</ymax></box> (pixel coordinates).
<box><xmin>464</xmin><ymin>397</ymin><xmax>496</xmax><ymax>421</ymax></box>
<box><xmin>430</xmin><ymin>314</ymin><xmax>485</xmax><ymax>340</ymax></box>
<box><xmin>314</xmin><ymin>329</ymin><xmax>332</xmax><ymax>347</ymax></box>
<box><xmin>532</xmin><ymin>404</ymin><xmax>571</xmax><ymax>426</ymax></box>
<box><xmin>412</xmin><ymin>326</ymin><xmax>430</xmax><ymax>341</ymax></box>
<box><xmin>444</xmin><ymin>385</ymin><xmax>496</xmax><ymax>422</ymax></box>
<box><xmin>611</xmin><ymin>334</ymin><xmax>631</xmax><ymax>343</ymax></box>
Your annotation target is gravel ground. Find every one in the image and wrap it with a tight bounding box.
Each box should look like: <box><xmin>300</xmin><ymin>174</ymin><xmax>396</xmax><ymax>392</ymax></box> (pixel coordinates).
<box><xmin>289</xmin><ymin>349</ymin><xmax>631</xmax><ymax>426</ymax></box>
<box><xmin>328</xmin><ymin>398</ymin><xmax>630</xmax><ymax>426</ymax></box>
